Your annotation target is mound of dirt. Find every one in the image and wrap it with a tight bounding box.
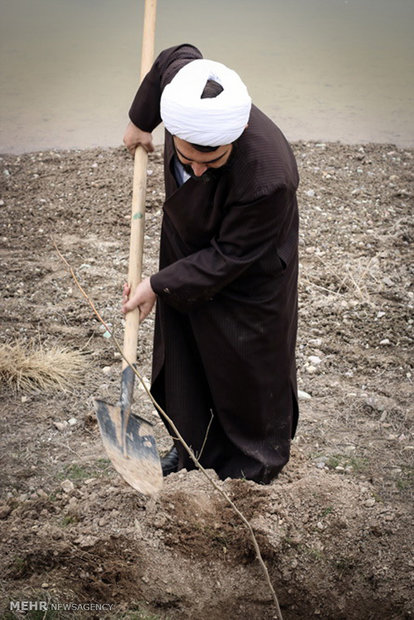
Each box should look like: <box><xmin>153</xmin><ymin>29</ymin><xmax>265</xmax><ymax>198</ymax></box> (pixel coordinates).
<box><xmin>0</xmin><ymin>142</ymin><xmax>412</xmax><ymax>619</ymax></box>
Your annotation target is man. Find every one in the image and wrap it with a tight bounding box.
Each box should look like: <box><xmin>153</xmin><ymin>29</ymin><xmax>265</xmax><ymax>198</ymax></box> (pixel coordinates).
<box><xmin>122</xmin><ymin>44</ymin><xmax>299</xmax><ymax>484</ymax></box>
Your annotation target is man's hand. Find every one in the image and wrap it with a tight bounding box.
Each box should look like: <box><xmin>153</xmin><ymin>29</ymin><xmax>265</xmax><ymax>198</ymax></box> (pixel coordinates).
<box><xmin>123</xmin><ymin>121</ymin><xmax>154</xmax><ymax>155</ymax></box>
<box><xmin>122</xmin><ymin>277</ymin><xmax>156</xmax><ymax>322</ymax></box>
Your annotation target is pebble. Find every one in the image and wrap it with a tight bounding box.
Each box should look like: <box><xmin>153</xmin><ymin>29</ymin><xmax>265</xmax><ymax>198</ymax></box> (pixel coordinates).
<box><xmin>102</xmin><ymin>366</ymin><xmax>112</xmax><ymax>374</ymax></box>
<box><xmin>308</xmin><ymin>355</ymin><xmax>322</xmax><ymax>365</ymax></box>
<box><xmin>343</xmin><ymin>445</ymin><xmax>356</xmax><ymax>455</ymax></box>
<box><xmin>0</xmin><ymin>505</ymin><xmax>12</xmax><ymax>519</ymax></box>
<box><xmin>74</xmin><ymin>535</ymin><xmax>98</xmax><ymax>549</ymax></box>
<box><xmin>364</xmin><ymin>498</ymin><xmax>376</xmax><ymax>508</ymax></box>
<box><xmin>379</xmin><ymin>339</ymin><xmax>391</xmax><ymax>346</ymax></box>
<box><xmin>68</xmin><ymin>417</ymin><xmax>77</xmax><ymax>426</ymax></box>
<box><xmin>309</xmin><ymin>338</ymin><xmax>322</xmax><ymax>346</ymax></box>
<box><xmin>54</xmin><ymin>421</ymin><xmax>68</xmax><ymax>431</ymax></box>
<box><xmin>298</xmin><ymin>389</ymin><xmax>312</xmax><ymax>401</ymax></box>
<box><xmin>61</xmin><ymin>479</ymin><xmax>75</xmax><ymax>493</ymax></box>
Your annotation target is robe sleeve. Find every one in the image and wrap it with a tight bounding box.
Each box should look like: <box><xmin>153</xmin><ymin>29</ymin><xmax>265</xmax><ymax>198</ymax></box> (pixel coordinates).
<box><xmin>128</xmin><ymin>44</ymin><xmax>203</xmax><ymax>133</ymax></box>
<box><xmin>150</xmin><ymin>185</ymin><xmax>296</xmax><ymax>312</ymax></box>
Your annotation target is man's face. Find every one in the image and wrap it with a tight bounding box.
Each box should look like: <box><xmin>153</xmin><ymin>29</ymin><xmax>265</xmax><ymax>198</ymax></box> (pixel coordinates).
<box><xmin>173</xmin><ymin>136</ymin><xmax>233</xmax><ymax>182</ymax></box>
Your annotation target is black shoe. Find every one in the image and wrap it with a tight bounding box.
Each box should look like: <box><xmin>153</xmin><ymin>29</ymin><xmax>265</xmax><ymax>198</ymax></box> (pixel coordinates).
<box><xmin>161</xmin><ymin>446</ymin><xmax>179</xmax><ymax>477</ymax></box>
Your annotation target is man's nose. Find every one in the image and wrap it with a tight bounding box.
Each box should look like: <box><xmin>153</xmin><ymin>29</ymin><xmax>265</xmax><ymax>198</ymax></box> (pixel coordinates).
<box><xmin>191</xmin><ymin>162</ymin><xmax>208</xmax><ymax>176</ymax></box>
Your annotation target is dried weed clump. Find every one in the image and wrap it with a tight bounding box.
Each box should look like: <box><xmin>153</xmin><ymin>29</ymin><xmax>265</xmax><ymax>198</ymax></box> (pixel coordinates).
<box><xmin>0</xmin><ymin>341</ymin><xmax>86</xmax><ymax>392</ymax></box>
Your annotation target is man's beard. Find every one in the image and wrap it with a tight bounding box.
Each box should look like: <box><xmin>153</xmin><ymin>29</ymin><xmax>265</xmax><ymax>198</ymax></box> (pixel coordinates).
<box><xmin>182</xmin><ymin>164</ymin><xmax>222</xmax><ymax>184</ymax></box>
<box><xmin>181</xmin><ymin>141</ymin><xmax>238</xmax><ymax>183</ymax></box>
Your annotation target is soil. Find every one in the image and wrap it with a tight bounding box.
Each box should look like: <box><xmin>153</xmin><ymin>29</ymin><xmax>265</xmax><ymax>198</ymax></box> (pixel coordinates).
<box><xmin>0</xmin><ymin>141</ymin><xmax>413</xmax><ymax>620</ymax></box>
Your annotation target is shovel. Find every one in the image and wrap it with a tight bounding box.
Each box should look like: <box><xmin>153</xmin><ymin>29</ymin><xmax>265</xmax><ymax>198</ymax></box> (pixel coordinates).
<box><xmin>95</xmin><ymin>0</ymin><xmax>162</xmax><ymax>496</ymax></box>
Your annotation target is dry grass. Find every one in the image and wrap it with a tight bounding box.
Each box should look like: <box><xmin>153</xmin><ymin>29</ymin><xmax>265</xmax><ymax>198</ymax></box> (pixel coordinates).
<box><xmin>0</xmin><ymin>340</ymin><xmax>86</xmax><ymax>392</ymax></box>
<box><xmin>300</xmin><ymin>255</ymin><xmax>383</xmax><ymax>304</ymax></box>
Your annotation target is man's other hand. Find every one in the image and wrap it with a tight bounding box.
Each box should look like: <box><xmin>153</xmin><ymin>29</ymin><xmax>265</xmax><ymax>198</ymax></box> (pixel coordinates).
<box><xmin>123</xmin><ymin>121</ymin><xmax>154</xmax><ymax>155</ymax></box>
<box><xmin>122</xmin><ymin>277</ymin><xmax>156</xmax><ymax>322</ymax></box>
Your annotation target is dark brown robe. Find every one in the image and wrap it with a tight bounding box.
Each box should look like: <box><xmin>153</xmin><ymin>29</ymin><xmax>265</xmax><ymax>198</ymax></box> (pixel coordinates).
<box><xmin>129</xmin><ymin>44</ymin><xmax>299</xmax><ymax>483</ymax></box>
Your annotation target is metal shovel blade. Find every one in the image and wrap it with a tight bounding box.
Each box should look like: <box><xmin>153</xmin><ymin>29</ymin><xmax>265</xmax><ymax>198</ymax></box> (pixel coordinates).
<box><xmin>95</xmin><ymin>371</ymin><xmax>162</xmax><ymax>495</ymax></box>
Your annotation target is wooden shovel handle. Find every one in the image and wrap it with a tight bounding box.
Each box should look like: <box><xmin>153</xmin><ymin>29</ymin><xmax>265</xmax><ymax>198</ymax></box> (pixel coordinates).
<box><xmin>123</xmin><ymin>0</ymin><xmax>157</xmax><ymax>370</ymax></box>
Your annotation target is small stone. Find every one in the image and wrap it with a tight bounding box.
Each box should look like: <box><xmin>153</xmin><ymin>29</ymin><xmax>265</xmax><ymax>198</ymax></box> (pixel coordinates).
<box><xmin>41</xmin><ymin>583</ymin><xmax>49</xmax><ymax>588</ymax></box>
<box><xmin>343</xmin><ymin>445</ymin><xmax>356</xmax><ymax>455</ymax></box>
<box><xmin>53</xmin><ymin>421</ymin><xmax>68</xmax><ymax>431</ymax></box>
<box><xmin>21</xmin><ymin>396</ymin><xmax>28</xmax><ymax>403</ymax></box>
<box><xmin>364</xmin><ymin>498</ymin><xmax>376</xmax><ymax>508</ymax></box>
<box><xmin>102</xmin><ymin>366</ymin><xmax>112</xmax><ymax>374</ymax></box>
<box><xmin>68</xmin><ymin>418</ymin><xmax>77</xmax><ymax>426</ymax></box>
<box><xmin>379</xmin><ymin>339</ymin><xmax>391</xmax><ymax>346</ymax></box>
<box><xmin>61</xmin><ymin>479</ymin><xmax>75</xmax><ymax>493</ymax></box>
<box><xmin>0</xmin><ymin>505</ymin><xmax>11</xmax><ymax>519</ymax></box>
<box><xmin>298</xmin><ymin>389</ymin><xmax>312</xmax><ymax>401</ymax></box>
<box><xmin>74</xmin><ymin>535</ymin><xmax>98</xmax><ymax>548</ymax></box>
<box><xmin>308</xmin><ymin>355</ymin><xmax>322</xmax><ymax>365</ymax></box>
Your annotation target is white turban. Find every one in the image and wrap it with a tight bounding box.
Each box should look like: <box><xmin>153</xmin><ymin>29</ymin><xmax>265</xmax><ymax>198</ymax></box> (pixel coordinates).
<box><xmin>160</xmin><ymin>59</ymin><xmax>251</xmax><ymax>147</ymax></box>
